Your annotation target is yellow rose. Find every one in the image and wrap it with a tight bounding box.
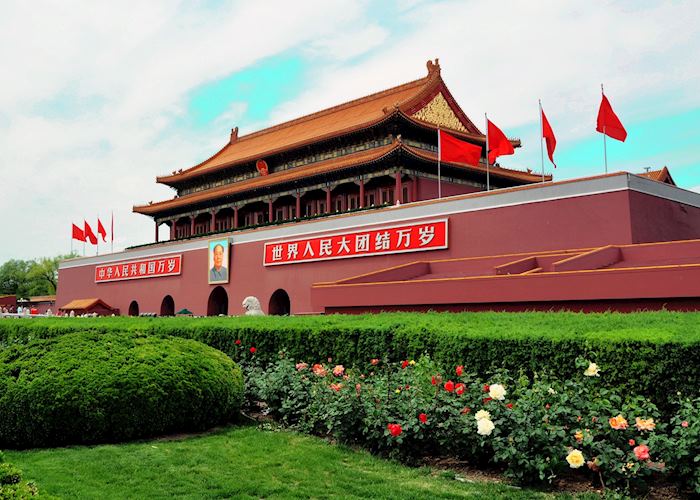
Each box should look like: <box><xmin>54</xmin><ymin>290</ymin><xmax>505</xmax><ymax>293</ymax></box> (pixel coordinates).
<box><xmin>635</xmin><ymin>417</ymin><xmax>656</xmax><ymax>431</ymax></box>
<box><xmin>488</xmin><ymin>383</ymin><xmax>506</xmax><ymax>401</ymax></box>
<box><xmin>574</xmin><ymin>430</ymin><xmax>584</xmax><ymax>442</ymax></box>
<box><xmin>475</xmin><ymin>410</ymin><xmax>491</xmax><ymax>421</ymax></box>
<box><xmin>476</xmin><ymin>418</ymin><xmax>495</xmax><ymax>436</ymax></box>
<box><xmin>584</xmin><ymin>362</ymin><xmax>600</xmax><ymax>377</ymax></box>
<box><xmin>609</xmin><ymin>414</ymin><xmax>628</xmax><ymax>430</ymax></box>
<box><xmin>566</xmin><ymin>449</ymin><xmax>585</xmax><ymax>468</ymax></box>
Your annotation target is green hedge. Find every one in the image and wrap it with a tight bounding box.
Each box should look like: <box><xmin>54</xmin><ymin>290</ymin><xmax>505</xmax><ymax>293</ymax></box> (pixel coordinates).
<box><xmin>1</xmin><ymin>312</ymin><xmax>698</xmax><ymax>410</ymax></box>
<box><xmin>0</xmin><ymin>331</ymin><xmax>243</xmax><ymax>448</ymax></box>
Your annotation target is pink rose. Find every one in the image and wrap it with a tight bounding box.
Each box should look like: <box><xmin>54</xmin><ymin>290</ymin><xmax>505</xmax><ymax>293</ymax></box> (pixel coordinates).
<box><xmin>633</xmin><ymin>444</ymin><xmax>650</xmax><ymax>461</ymax></box>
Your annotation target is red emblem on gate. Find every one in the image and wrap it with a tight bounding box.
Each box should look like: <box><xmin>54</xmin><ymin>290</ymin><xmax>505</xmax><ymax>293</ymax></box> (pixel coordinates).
<box><xmin>256</xmin><ymin>159</ymin><xmax>269</xmax><ymax>176</ymax></box>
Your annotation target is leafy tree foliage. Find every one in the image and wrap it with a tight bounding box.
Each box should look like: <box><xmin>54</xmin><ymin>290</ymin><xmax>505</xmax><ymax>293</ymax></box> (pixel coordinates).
<box><xmin>0</xmin><ymin>253</ymin><xmax>77</xmax><ymax>297</ymax></box>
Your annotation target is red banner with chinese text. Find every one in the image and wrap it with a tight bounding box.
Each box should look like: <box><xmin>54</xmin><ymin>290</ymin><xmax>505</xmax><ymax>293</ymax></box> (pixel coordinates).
<box><xmin>95</xmin><ymin>255</ymin><xmax>182</xmax><ymax>283</ymax></box>
<box><xmin>264</xmin><ymin>220</ymin><xmax>448</xmax><ymax>266</ymax></box>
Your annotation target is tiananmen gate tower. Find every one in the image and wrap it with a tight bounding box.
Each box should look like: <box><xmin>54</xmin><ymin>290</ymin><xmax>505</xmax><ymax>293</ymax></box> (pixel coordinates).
<box><xmin>57</xmin><ymin>60</ymin><xmax>700</xmax><ymax>316</ymax></box>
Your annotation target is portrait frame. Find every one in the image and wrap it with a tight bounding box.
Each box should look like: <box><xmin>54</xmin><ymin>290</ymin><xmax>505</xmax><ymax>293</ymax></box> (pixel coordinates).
<box><xmin>207</xmin><ymin>238</ymin><xmax>230</xmax><ymax>285</ymax></box>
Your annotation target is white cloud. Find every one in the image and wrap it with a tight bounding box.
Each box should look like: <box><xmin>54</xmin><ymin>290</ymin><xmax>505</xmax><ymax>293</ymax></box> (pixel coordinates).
<box><xmin>0</xmin><ymin>0</ymin><xmax>385</xmax><ymax>262</ymax></box>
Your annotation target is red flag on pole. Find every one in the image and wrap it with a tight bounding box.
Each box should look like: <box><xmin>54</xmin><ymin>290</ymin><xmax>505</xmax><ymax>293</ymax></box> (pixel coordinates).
<box><xmin>541</xmin><ymin>108</ymin><xmax>557</xmax><ymax>168</ymax></box>
<box><xmin>438</xmin><ymin>130</ymin><xmax>482</xmax><ymax>166</ymax></box>
<box><xmin>84</xmin><ymin>220</ymin><xmax>98</xmax><ymax>245</ymax></box>
<box><xmin>72</xmin><ymin>223</ymin><xmax>85</xmax><ymax>242</ymax></box>
<box><xmin>97</xmin><ymin>218</ymin><xmax>107</xmax><ymax>242</ymax></box>
<box><xmin>596</xmin><ymin>94</ymin><xmax>627</xmax><ymax>142</ymax></box>
<box><xmin>487</xmin><ymin>120</ymin><xmax>515</xmax><ymax>164</ymax></box>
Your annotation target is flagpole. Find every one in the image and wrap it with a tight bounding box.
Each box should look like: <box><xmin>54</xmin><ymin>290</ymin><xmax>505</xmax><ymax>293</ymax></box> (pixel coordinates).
<box><xmin>437</xmin><ymin>128</ymin><xmax>442</xmax><ymax>199</ymax></box>
<box><xmin>601</xmin><ymin>84</ymin><xmax>608</xmax><ymax>174</ymax></box>
<box><xmin>96</xmin><ymin>216</ymin><xmax>99</xmax><ymax>256</ymax></box>
<box><xmin>111</xmin><ymin>211</ymin><xmax>114</xmax><ymax>253</ymax></box>
<box><xmin>539</xmin><ymin>100</ymin><xmax>545</xmax><ymax>182</ymax></box>
<box><xmin>484</xmin><ymin>113</ymin><xmax>490</xmax><ymax>191</ymax></box>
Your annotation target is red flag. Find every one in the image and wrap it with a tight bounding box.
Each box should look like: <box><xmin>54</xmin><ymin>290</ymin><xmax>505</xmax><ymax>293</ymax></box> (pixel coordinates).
<box><xmin>84</xmin><ymin>220</ymin><xmax>98</xmax><ymax>245</ymax></box>
<box><xmin>596</xmin><ymin>94</ymin><xmax>627</xmax><ymax>142</ymax></box>
<box><xmin>487</xmin><ymin>120</ymin><xmax>515</xmax><ymax>164</ymax></box>
<box><xmin>71</xmin><ymin>223</ymin><xmax>85</xmax><ymax>242</ymax></box>
<box><xmin>541</xmin><ymin>108</ymin><xmax>557</xmax><ymax>168</ymax></box>
<box><xmin>97</xmin><ymin>218</ymin><xmax>107</xmax><ymax>242</ymax></box>
<box><xmin>439</xmin><ymin>130</ymin><xmax>482</xmax><ymax>166</ymax></box>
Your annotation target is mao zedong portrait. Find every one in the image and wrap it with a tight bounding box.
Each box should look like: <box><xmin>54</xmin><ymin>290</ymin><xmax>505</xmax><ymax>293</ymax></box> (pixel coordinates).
<box><xmin>209</xmin><ymin>242</ymin><xmax>229</xmax><ymax>283</ymax></box>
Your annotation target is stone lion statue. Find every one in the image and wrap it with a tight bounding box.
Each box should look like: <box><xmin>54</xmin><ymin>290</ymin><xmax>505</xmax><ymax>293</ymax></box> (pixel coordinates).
<box><xmin>242</xmin><ymin>296</ymin><xmax>265</xmax><ymax>316</ymax></box>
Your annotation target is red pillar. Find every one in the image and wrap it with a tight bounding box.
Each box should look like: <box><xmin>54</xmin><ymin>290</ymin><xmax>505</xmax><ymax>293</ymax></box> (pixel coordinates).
<box><xmin>394</xmin><ymin>170</ymin><xmax>402</xmax><ymax>204</ymax></box>
<box><xmin>210</xmin><ymin>211</ymin><xmax>216</xmax><ymax>233</ymax></box>
<box><xmin>268</xmin><ymin>199</ymin><xmax>274</xmax><ymax>222</ymax></box>
<box><xmin>412</xmin><ymin>176</ymin><xmax>418</xmax><ymax>202</ymax></box>
<box><xmin>170</xmin><ymin>220</ymin><xmax>175</xmax><ymax>240</ymax></box>
<box><xmin>190</xmin><ymin>216</ymin><xmax>195</xmax><ymax>237</ymax></box>
<box><xmin>155</xmin><ymin>221</ymin><xmax>159</xmax><ymax>243</ymax></box>
<box><xmin>233</xmin><ymin>206</ymin><xmax>239</xmax><ymax>229</ymax></box>
<box><xmin>359</xmin><ymin>178</ymin><xmax>365</xmax><ymax>208</ymax></box>
<box><xmin>326</xmin><ymin>188</ymin><xmax>331</xmax><ymax>213</ymax></box>
<box><xmin>295</xmin><ymin>193</ymin><xmax>301</xmax><ymax>219</ymax></box>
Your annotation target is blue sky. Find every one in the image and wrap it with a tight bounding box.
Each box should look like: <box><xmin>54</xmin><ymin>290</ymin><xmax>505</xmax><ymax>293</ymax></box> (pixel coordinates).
<box><xmin>0</xmin><ymin>0</ymin><xmax>698</xmax><ymax>262</ymax></box>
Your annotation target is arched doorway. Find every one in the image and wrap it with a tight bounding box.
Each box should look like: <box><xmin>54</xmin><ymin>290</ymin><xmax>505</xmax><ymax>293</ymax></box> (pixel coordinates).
<box><xmin>269</xmin><ymin>289</ymin><xmax>290</xmax><ymax>316</ymax></box>
<box><xmin>207</xmin><ymin>286</ymin><xmax>228</xmax><ymax>316</ymax></box>
<box><xmin>128</xmin><ymin>300</ymin><xmax>139</xmax><ymax>317</ymax></box>
<box><xmin>160</xmin><ymin>295</ymin><xmax>175</xmax><ymax>316</ymax></box>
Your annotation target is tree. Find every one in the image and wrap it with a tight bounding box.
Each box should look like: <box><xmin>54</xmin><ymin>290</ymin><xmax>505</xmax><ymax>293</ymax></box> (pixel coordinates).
<box><xmin>0</xmin><ymin>260</ymin><xmax>30</xmax><ymax>296</ymax></box>
<box><xmin>0</xmin><ymin>253</ymin><xmax>78</xmax><ymax>297</ymax></box>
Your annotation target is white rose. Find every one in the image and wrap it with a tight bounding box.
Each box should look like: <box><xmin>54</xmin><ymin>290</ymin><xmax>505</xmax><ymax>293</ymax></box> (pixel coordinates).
<box><xmin>475</xmin><ymin>410</ymin><xmax>491</xmax><ymax>421</ymax></box>
<box><xmin>489</xmin><ymin>383</ymin><xmax>506</xmax><ymax>401</ymax></box>
<box><xmin>548</xmin><ymin>387</ymin><xmax>556</xmax><ymax>395</ymax></box>
<box><xmin>477</xmin><ymin>418</ymin><xmax>495</xmax><ymax>436</ymax></box>
<box><xmin>583</xmin><ymin>362</ymin><xmax>600</xmax><ymax>377</ymax></box>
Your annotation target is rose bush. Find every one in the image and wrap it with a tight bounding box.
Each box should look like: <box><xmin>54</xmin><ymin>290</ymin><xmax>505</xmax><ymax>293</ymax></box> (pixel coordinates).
<box><xmin>240</xmin><ymin>350</ymin><xmax>698</xmax><ymax>496</ymax></box>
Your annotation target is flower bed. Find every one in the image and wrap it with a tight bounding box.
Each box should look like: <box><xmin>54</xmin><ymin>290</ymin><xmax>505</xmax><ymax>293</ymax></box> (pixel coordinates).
<box><xmin>240</xmin><ymin>348</ymin><xmax>699</xmax><ymax>496</ymax></box>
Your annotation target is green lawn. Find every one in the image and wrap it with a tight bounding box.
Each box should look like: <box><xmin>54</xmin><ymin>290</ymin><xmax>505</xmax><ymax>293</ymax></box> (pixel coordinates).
<box><xmin>6</xmin><ymin>426</ymin><xmax>588</xmax><ymax>499</ymax></box>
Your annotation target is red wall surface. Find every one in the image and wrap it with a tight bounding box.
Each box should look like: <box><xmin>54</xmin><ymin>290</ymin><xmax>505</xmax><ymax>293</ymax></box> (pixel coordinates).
<box><xmin>628</xmin><ymin>191</ymin><xmax>700</xmax><ymax>243</ymax></box>
<box><xmin>58</xmin><ymin>188</ymin><xmax>643</xmax><ymax>316</ymax></box>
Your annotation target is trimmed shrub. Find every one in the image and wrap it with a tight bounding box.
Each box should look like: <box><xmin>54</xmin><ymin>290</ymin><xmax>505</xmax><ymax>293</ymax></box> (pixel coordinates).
<box><xmin>0</xmin><ymin>451</ymin><xmax>40</xmax><ymax>498</ymax></box>
<box><xmin>0</xmin><ymin>331</ymin><xmax>243</xmax><ymax>448</ymax></box>
<box><xmin>1</xmin><ymin>312</ymin><xmax>698</xmax><ymax>410</ymax></box>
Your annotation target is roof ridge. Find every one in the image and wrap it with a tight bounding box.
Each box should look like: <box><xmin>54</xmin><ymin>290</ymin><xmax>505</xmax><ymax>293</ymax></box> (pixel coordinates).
<box><xmin>236</xmin><ymin>74</ymin><xmax>432</xmax><ymax>144</ymax></box>
<box><xmin>159</xmin><ymin>72</ymin><xmax>434</xmax><ymax>183</ymax></box>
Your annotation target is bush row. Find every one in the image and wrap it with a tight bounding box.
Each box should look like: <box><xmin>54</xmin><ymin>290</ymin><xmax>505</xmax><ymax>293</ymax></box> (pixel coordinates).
<box><xmin>244</xmin><ymin>355</ymin><xmax>700</xmax><ymax>496</ymax></box>
<box><xmin>0</xmin><ymin>331</ymin><xmax>243</xmax><ymax>448</ymax></box>
<box><xmin>0</xmin><ymin>451</ymin><xmax>40</xmax><ymax>498</ymax></box>
<box><xmin>1</xmin><ymin>312</ymin><xmax>698</xmax><ymax>410</ymax></box>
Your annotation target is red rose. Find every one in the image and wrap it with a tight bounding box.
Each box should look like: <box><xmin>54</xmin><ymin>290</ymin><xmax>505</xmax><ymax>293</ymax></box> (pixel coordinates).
<box><xmin>456</xmin><ymin>365</ymin><xmax>464</xmax><ymax>376</ymax></box>
<box><xmin>483</xmin><ymin>384</ymin><xmax>490</xmax><ymax>392</ymax></box>
<box><xmin>545</xmin><ymin>403</ymin><xmax>550</xmax><ymax>409</ymax></box>
<box><xmin>681</xmin><ymin>421</ymin><xmax>689</xmax><ymax>428</ymax></box>
<box><xmin>387</xmin><ymin>423</ymin><xmax>402</xmax><ymax>437</ymax></box>
<box><xmin>444</xmin><ymin>380</ymin><xmax>455</xmax><ymax>392</ymax></box>
<box><xmin>506</xmin><ymin>403</ymin><xmax>513</xmax><ymax>409</ymax></box>
<box><xmin>419</xmin><ymin>413</ymin><xmax>428</xmax><ymax>424</ymax></box>
<box><xmin>483</xmin><ymin>397</ymin><xmax>492</xmax><ymax>404</ymax></box>
<box><xmin>431</xmin><ymin>376</ymin><xmax>437</xmax><ymax>386</ymax></box>
<box><xmin>401</xmin><ymin>360</ymin><xmax>409</xmax><ymax>369</ymax></box>
<box><xmin>234</xmin><ymin>339</ymin><xmax>241</xmax><ymax>345</ymax></box>
<box><xmin>461</xmin><ymin>407</ymin><xmax>471</xmax><ymax>414</ymax></box>
<box><xmin>370</xmin><ymin>358</ymin><xmax>379</xmax><ymax>366</ymax></box>
<box><xmin>629</xmin><ymin>439</ymin><xmax>636</xmax><ymax>446</ymax></box>
<box><xmin>250</xmin><ymin>347</ymin><xmax>256</xmax><ymax>354</ymax></box>
<box><xmin>455</xmin><ymin>383</ymin><xmax>465</xmax><ymax>395</ymax></box>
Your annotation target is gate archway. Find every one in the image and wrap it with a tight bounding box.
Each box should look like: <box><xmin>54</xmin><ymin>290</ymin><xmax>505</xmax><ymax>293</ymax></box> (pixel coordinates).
<box><xmin>268</xmin><ymin>289</ymin><xmax>291</xmax><ymax>316</ymax></box>
<box><xmin>207</xmin><ymin>286</ymin><xmax>228</xmax><ymax>316</ymax></box>
<box><xmin>160</xmin><ymin>295</ymin><xmax>175</xmax><ymax>316</ymax></box>
<box><xmin>128</xmin><ymin>300</ymin><xmax>139</xmax><ymax>317</ymax></box>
